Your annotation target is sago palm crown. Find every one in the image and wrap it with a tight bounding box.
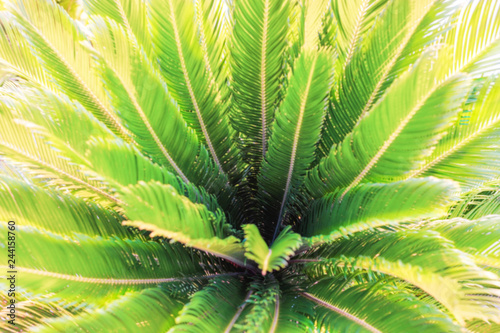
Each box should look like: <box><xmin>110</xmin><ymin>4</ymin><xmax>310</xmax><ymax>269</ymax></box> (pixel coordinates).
<box><xmin>1</xmin><ymin>0</ymin><xmax>500</xmax><ymax>332</ymax></box>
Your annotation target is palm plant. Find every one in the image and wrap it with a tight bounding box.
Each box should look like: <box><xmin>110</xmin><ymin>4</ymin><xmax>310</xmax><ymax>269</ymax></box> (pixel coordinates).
<box><xmin>1</xmin><ymin>0</ymin><xmax>500</xmax><ymax>331</ymax></box>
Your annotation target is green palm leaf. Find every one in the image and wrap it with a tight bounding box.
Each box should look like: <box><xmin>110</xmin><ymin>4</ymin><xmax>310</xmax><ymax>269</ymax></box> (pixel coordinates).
<box><xmin>258</xmin><ymin>50</ymin><xmax>333</xmax><ymax>238</ymax></box>
<box><xmin>306</xmin><ymin>54</ymin><xmax>471</xmax><ymax>198</ymax></box>
<box><xmin>90</xmin><ymin>19</ymin><xmax>227</xmax><ymax>190</ymax></box>
<box><xmin>0</xmin><ymin>291</ymin><xmax>75</xmax><ymax>333</ymax></box>
<box><xmin>231</xmin><ymin>278</ymin><xmax>280</xmax><ymax>333</ymax></box>
<box><xmin>1</xmin><ymin>0</ymin><xmax>500</xmax><ymax>331</ymax></box>
<box><xmin>171</xmin><ymin>277</ymin><xmax>248</xmax><ymax>333</ymax></box>
<box><xmin>0</xmin><ymin>176</ymin><xmax>127</xmax><ymax>238</ymax></box>
<box><xmin>33</xmin><ymin>288</ymin><xmax>183</xmax><ymax>332</ymax></box>
<box><xmin>302</xmin><ymin>178</ymin><xmax>459</xmax><ymax>245</ymax></box>
<box><xmin>300</xmin><ymin>228</ymin><xmax>500</xmax><ymax>324</ymax></box>
<box><xmin>0</xmin><ymin>223</ymin><xmax>217</xmax><ymax>305</ymax></box>
<box><xmin>82</xmin><ymin>0</ymin><xmax>152</xmax><ymax>56</ymax></box>
<box><xmin>318</xmin><ymin>0</ymin><xmax>448</xmax><ymax>157</ymax></box>
<box><xmin>5</xmin><ymin>0</ymin><xmax>132</xmax><ymax>142</ymax></box>
<box><xmin>0</xmin><ymin>100</ymin><xmax>119</xmax><ymax>204</ymax></box>
<box><xmin>419</xmin><ymin>216</ymin><xmax>500</xmax><ymax>273</ymax></box>
<box><xmin>304</xmin><ymin>274</ymin><xmax>460</xmax><ymax>332</ymax></box>
<box><xmin>451</xmin><ymin>183</ymin><xmax>500</xmax><ymax>219</ymax></box>
<box><xmin>243</xmin><ymin>224</ymin><xmax>302</xmax><ymax>275</ymax></box>
<box><xmin>230</xmin><ymin>0</ymin><xmax>290</xmax><ymax>167</ymax></box>
<box><xmin>120</xmin><ymin>181</ymin><xmax>247</xmax><ymax>267</ymax></box>
<box><xmin>148</xmin><ymin>0</ymin><xmax>238</xmax><ymax>178</ymax></box>
<box><xmin>0</xmin><ymin>13</ymin><xmax>56</xmax><ymax>90</ymax></box>
<box><xmin>410</xmin><ymin>76</ymin><xmax>500</xmax><ymax>189</ymax></box>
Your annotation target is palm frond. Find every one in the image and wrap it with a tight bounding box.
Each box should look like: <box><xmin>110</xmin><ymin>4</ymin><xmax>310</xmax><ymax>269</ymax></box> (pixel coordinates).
<box><xmin>318</xmin><ymin>0</ymin><xmax>448</xmax><ymax>157</ymax></box>
<box><xmin>233</xmin><ymin>278</ymin><xmax>280</xmax><ymax>333</ymax></box>
<box><xmin>0</xmin><ymin>223</ymin><xmax>215</xmax><ymax>305</ymax></box>
<box><xmin>230</xmin><ymin>0</ymin><xmax>290</xmax><ymax>166</ymax></box>
<box><xmin>332</xmin><ymin>0</ymin><xmax>389</xmax><ymax>68</ymax></box>
<box><xmin>304</xmin><ymin>274</ymin><xmax>460</xmax><ymax>333</ymax></box>
<box><xmin>82</xmin><ymin>0</ymin><xmax>152</xmax><ymax>56</ymax></box>
<box><xmin>0</xmin><ymin>292</ymin><xmax>75</xmax><ymax>332</ymax></box>
<box><xmin>120</xmin><ymin>181</ymin><xmax>247</xmax><ymax>267</ymax></box>
<box><xmin>405</xmin><ymin>0</ymin><xmax>500</xmax><ymax>188</ymax></box>
<box><xmin>467</xmin><ymin>319</ymin><xmax>500</xmax><ymax>333</ymax></box>
<box><xmin>301</xmin><ymin>0</ymin><xmax>330</xmax><ymax>50</ymax></box>
<box><xmin>306</xmin><ymin>53</ymin><xmax>471</xmax><ymax>198</ymax></box>
<box><xmin>148</xmin><ymin>0</ymin><xmax>238</xmax><ymax>178</ymax></box>
<box><xmin>88</xmin><ymin>21</ymin><xmax>233</xmax><ymax>196</ymax></box>
<box><xmin>85</xmin><ymin>138</ymin><xmax>225</xmax><ymax>215</ymax></box>
<box><xmin>450</xmin><ymin>182</ymin><xmax>500</xmax><ymax>219</ymax></box>
<box><xmin>0</xmin><ymin>176</ymin><xmax>128</xmax><ymax>238</ymax></box>
<box><xmin>417</xmin><ymin>216</ymin><xmax>500</xmax><ymax>273</ymax></box>
<box><xmin>0</xmin><ymin>98</ymin><xmax>119</xmax><ymax>205</ymax></box>
<box><xmin>257</xmin><ymin>50</ymin><xmax>333</xmax><ymax>239</ymax></box>
<box><xmin>4</xmin><ymin>0</ymin><xmax>132</xmax><ymax>142</ymax></box>
<box><xmin>301</xmin><ymin>178</ymin><xmax>459</xmax><ymax>245</ymax></box>
<box><xmin>1</xmin><ymin>84</ymin><xmax>114</xmax><ymax>154</ymax></box>
<box><xmin>0</xmin><ymin>13</ymin><xmax>55</xmax><ymax>90</ymax></box>
<box><xmin>301</xmin><ymin>228</ymin><xmax>500</xmax><ymax>324</ymax></box>
<box><xmin>195</xmin><ymin>0</ymin><xmax>230</xmax><ymax>92</ymax></box>
<box><xmin>0</xmin><ymin>0</ymin><xmax>499</xmax><ymax>330</ymax></box>
<box><xmin>171</xmin><ymin>276</ymin><xmax>248</xmax><ymax>333</ymax></box>
<box><xmin>410</xmin><ymin>76</ymin><xmax>500</xmax><ymax>189</ymax></box>
<box><xmin>273</xmin><ymin>292</ymin><xmax>315</xmax><ymax>333</ymax></box>
<box><xmin>31</xmin><ymin>288</ymin><xmax>183</xmax><ymax>332</ymax></box>
<box><xmin>243</xmin><ymin>224</ymin><xmax>302</xmax><ymax>275</ymax></box>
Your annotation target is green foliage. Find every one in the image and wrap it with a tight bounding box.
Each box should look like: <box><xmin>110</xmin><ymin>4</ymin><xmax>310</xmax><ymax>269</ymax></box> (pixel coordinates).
<box><xmin>243</xmin><ymin>224</ymin><xmax>302</xmax><ymax>275</ymax></box>
<box><xmin>301</xmin><ymin>178</ymin><xmax>459</xmax><ymax>244</ymax></box>
<box><xmin>1</xmin><ymin>0</ymin><xmax>500</xmax><ymax>332</ymax></box>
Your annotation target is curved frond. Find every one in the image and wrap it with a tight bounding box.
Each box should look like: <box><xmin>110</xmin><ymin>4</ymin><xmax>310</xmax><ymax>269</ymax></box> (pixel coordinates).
<box><xmin>273</xmin><ymin>292</ymin><xmax>315</xmax><ymax>333</ymax></box>
<box><xmin>451</xmin><ymin>182</ymin><xmax>500</xmax><ymax>219</ymax></box>
<box><xmin>85</xmin><ymin>138</ymin><xmax>225</xmax><ymax>215</ymax></box>
<box><xmin>333</xmin><ymin>0</ymin><xmax>388</xmax><ymax>66</ymax></box>
<box><xmin>148</xmin><ymin>0</ymin><xmax>238</xmax><ymax>178</ymax></box>
<box><xmin>0</xmin><ymin>84</ymin><xmax>116</xmax><ymax>160</ymax></box>
<box><xmin>0</xmin><ymin>223</ymin><xmax>212</xmax><ymax>305</ymax></box>
<box><xmin>120</xmin><ymin>181</ymin><xmax>247</xmax><ymax>267</ymax></box>
<box><xmin>5</xmin><ymin>0</ymin><xmax>132</xmax><ymax>142</ymax></box>
<box><xmin>0</xmin><ymin>176</ymin><xmax>127</xmax><ymax>238</ymax></box>
<box><xmin>0</xmin><ymin>292</ymin><xmax>75</xmax><ymax>332</ymax></box>
<box><xmin>233</xmin><ymin>278</ymin><xmax>280</xmax><ymax>333</ymax></box>
<box><xmin>82</xmin><ymin>0</ymin><xmax>152</xmax><ymax>56</ymax></box>
<box><xmin>304</xmin><ymin>274</ymin><xmax>460</xmax><ymax>333</ymax></box>
<box><xmin>170</xmin><ymin>276</ymin><xmax>248</xmax><ymax>333</ymax></box>
<box><xmin>243</xmin><ymin>225</ymin><xmax>301</xmax><ymax>275</ymax></box>
<box><xmin>411</xmin><ymin>76</ymin><xmax>500</xmax><ymax>189</ymax></box>
<box><xmin>32</xmin><ymin>288</ymin><xmax>183</xmax><ymax>332</ymax></box>
<box><xmin>301</xmin><ymin>0</ymin><xmax>330</xmax><ymax>50</ymax></box>
<box><xmin>419</xmin><ymin>216</ymin><xmax>500</xmax><ymax>273</ymax></box>
<box><xmin>306</xmin><ymin>53</ymin><xmax>471</xmax><ymax>198</ymax></box>
<box><xmin>89</xmin><ymin>18</ymin><xmax>230</xmax><ymax>192</ymax></box>
<box><xmin>1</xmin><ymin>0</ymin><xmax>499</xmax><ymax>330</ymax></box>
<box><xmin>230</xmin><ymin>0</ymin><xmax>290</xmax><ymax>166</ymax></box>
<box><xmin>0</xmin><ymin>13</ymin><xmax>55</xmax><ymax>90</ymax></box>
<box><xmin>257</xmin><ymin>50</ymin><xmax>333</xmax><ymax>239</ymax></box>
<box><xmin>319</xmin><ymin>0</ymin><xmax>445</xmax><ymax>156</ymax></box>
<box><xmin>467</xmin><ymin>319</ymin><xmax>500</xmax><ymax>333</ymax></box>
<box><xmin>0</xmin><ymin>99</ymin><xmax>120</xmax><ymax>205</ymax></box>
<box><xmin>301</xmin><ymin>229</ymin><xmax>500</xmax><ymax>324</ymax></box>
<box><xmin>302</xmin><ymin>178</ymin><xmax>459</xmax><ymax>245</ymax></box>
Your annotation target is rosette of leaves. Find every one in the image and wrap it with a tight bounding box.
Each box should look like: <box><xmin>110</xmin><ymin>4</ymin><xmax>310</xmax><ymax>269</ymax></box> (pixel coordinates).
<box><xmin>1</xmin><ymin>0</ymin><xmax>500</xmax><ymax>332</ymax></box>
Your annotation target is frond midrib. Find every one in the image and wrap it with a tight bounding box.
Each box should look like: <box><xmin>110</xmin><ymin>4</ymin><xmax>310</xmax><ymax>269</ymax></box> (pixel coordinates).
<box><xmin>9</xmin><ymin>6</ymin><xmax>133</xmax><ymax>143</ymax></box>
<box><xmin>3</xmin><ymin>266</ymin><xmax>241</xmax><ymax>285</ymax></box>
<box><xmin>301</xmin><ymin>292</ymin><xmax>382</xmax><ymax>333</ymax></box>
<box><xmin>273</xmin><ymin>55</ymin><xmax>318</xmax><ymax>241</ymax></box>
<box><xmin>167</xmin><ymin>0</ymin><xmax>225</xmax><ymax>175</ymax></box>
